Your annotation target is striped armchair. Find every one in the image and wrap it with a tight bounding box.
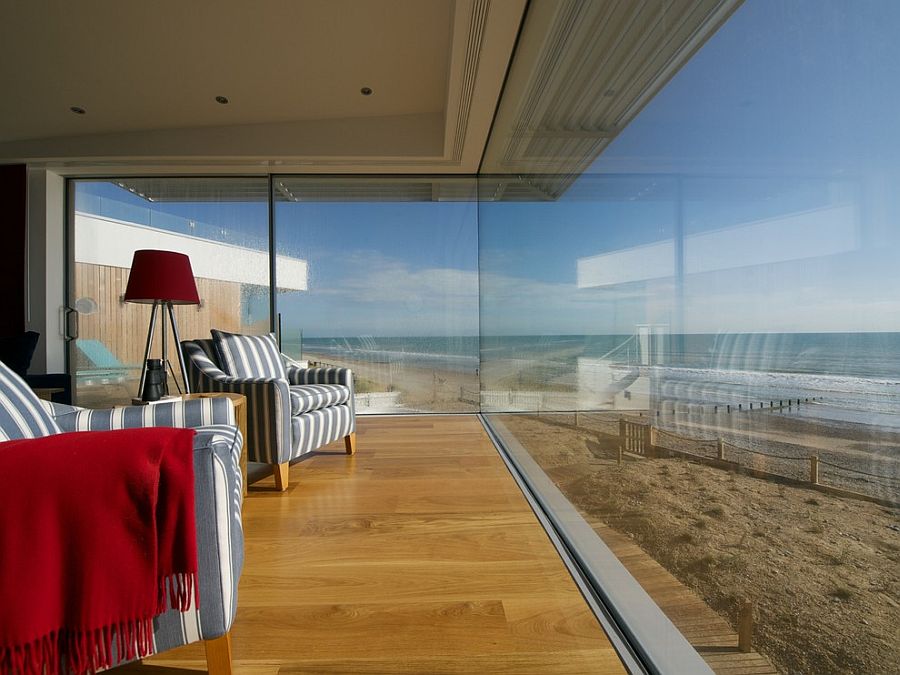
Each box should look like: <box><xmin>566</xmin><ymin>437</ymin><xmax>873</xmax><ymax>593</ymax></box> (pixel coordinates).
<box><xmin>181</xmin><ymin>337</ymin><xmax>356</xmax><ymax>491</ymax></box>
<box><xmin>0</xmin><ymin>360</ymin><xmax>243</xmax><ymax>674</ymax></box>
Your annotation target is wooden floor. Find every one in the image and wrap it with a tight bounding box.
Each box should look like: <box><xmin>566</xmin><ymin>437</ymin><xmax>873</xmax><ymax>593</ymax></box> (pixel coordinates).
<box><xmin>128</xmin><ymin>416</ymin><xmax>626</xmax><ymax>674</ymax></box>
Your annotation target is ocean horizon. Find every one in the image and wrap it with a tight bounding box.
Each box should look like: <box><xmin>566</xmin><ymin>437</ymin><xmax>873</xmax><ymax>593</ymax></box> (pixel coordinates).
<box><xmin>284</xmin><ymin>331</ymin><xmax>900</xmax><ymax>376</ymax></box>
<box><xmin>281</xmin><ymin>332</ymin><xmax>900</xmax><ymax>428</ymax></box>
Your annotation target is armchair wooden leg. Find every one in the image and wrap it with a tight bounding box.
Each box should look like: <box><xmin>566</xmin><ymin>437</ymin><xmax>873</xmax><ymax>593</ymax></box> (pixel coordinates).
<box><xmin>273</xmin><ymin>461</ymin><xmax>290</xmax><ymax>491</ymax></box>
<box><xmin>204</xmin><ymin>631</ymin><xmax>233</xmax><ymax>675</ymax></box>
<box><xmin>344</xmin><ymin>432</ymin><xmax>357</xmax><ymax>455</ymax></box>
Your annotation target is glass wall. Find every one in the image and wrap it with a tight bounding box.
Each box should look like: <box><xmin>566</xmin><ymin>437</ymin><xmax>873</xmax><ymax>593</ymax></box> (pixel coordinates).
<box><xmin>480</xmin><ymin>1</ymin><xmax>900</xmax><ymax>673</ymax></box>
<box><xmin>272</xmin><ymin>176</ymin><xmax>480</xmax><ymax>413</ymax></box>
<box><xmin>70</xmin><ymin>178</ymin><xmax>270</xmax><ymax>406</ymax></box>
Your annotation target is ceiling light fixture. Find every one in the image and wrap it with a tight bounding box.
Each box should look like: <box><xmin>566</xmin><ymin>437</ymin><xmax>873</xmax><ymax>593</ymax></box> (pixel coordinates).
<box><xmin>70</xmin><ymin>106</ymin><xmax>86</xmax><ymax>115</ymax></box>
<box><xmin>215</xmin><ymin>96</ymin><xmax>229</xmax><ymax>104</ymax></box>
<box><xmin>360</xmin><ymin>87</ymin><xmax>373</xmax><ymax>96</ymax></box>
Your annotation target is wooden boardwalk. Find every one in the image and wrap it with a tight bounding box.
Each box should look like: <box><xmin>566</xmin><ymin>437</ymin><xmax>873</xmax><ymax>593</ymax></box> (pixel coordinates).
<box><xmin>121</xmin><ymin>416</ymin><xmax>625</xmax><ymax>674</ymax></box>
<box><xmin>587</xmin><ymin>519</ymin><xmax>778</xmax><ymax>674</ymax></box>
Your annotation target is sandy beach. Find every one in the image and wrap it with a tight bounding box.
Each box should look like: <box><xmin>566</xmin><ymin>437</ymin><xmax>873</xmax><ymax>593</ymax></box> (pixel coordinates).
<box><xmin>494</xmin><ymin>412</ymin><xmax>900</xmax><ymax>675</ymax></box>
<box><xmin>304</xmin><ymin>351</ymin><xmax>479</xmax><ymax>413</ymax></box>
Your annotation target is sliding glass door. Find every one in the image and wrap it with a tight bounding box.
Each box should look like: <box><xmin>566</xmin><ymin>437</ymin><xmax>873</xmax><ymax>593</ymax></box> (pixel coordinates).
<box><xmin>68</xmin><ymin>178</ymin><xmax>270</xmax><ymax>406</ymax></box>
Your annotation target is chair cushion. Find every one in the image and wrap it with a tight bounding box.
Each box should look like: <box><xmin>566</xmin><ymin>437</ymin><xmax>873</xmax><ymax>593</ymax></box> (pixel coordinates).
<box><xmin>211</xmin><ymin>330</ymin><xmax>287</xmax><ymax>380</ymax></box>
<box><xmin>0</xmin><ymin>360</ymin><xmax>62</xmax><ymax>441</ymax></box>
<box><xmin>289</xmin><ymin>384</ymin><xmax>351</xmax><ymax>415</ymax></box>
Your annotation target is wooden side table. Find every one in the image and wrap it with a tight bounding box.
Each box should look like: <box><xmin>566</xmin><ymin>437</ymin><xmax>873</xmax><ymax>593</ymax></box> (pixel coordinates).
<box><xmin>181</xmin><ymin>392</ymin><xmax>248</xmax><ymax>497</ymax></box>
<box><xmin>34</xmin><ymin>387</ymin><xmax>64</xmax><ymax>401</ymax></box>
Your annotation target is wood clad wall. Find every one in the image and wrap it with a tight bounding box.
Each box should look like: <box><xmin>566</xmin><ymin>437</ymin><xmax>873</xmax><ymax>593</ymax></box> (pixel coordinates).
<box><xmin>74</xmin><ymin>262</ymin><xmax>260</xmax><ymax>368</ymax></box>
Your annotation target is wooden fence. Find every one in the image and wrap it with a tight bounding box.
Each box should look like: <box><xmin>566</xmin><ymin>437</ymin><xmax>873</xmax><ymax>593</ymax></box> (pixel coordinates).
<box><xmin>616</xmin><ymin>418</ymin><xmax>900</xmax><ymax>509</ymax></box>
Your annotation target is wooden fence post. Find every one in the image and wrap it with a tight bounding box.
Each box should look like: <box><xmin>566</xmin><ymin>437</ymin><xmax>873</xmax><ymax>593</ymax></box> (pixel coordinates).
<box><xmin>810</xmin><ymin>456</ymin><xmax>819</xmax><ymax>485</ymax></box>
<box><xmin>618</xmin><ymin>419</ymin><xmax>626</xmax><ymax>464</ymax></box>
<box><xmin>717</xmin><ymin>438</ymin><xmax>726</xmax><ymax>460</ymax></box>
<box><xmin>738</xmin><ymin>600</ymin><xmax>754</xmax><ymax>652</ymax></box>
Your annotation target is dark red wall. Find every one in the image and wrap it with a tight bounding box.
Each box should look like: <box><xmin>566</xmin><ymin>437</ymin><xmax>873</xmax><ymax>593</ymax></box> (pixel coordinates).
<box><xmin>0</xmin><ymin>164</ymin><xmax>27</xmax><ymax>337</ymax></box>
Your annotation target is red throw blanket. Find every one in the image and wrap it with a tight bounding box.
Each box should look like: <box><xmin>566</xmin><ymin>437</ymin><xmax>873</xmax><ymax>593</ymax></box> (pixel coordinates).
<box><xmin>0</xmin><ymin>427</ymin><xmax>198</xmax><ymax>675</ymax></box>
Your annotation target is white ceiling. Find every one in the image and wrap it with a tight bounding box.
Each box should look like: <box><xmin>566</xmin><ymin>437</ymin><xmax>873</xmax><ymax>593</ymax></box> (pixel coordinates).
<box><xmin>0</xmin><ymin>0</ymin><xmax>526</xmax><ymax>173</ymax></box>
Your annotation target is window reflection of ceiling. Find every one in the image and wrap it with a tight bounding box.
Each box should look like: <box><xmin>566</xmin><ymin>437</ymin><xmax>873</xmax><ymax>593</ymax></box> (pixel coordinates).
<box><xmin>481</xmin><ymin>0</ymin><xmax>742</xmax><ymax>193</ymax></box>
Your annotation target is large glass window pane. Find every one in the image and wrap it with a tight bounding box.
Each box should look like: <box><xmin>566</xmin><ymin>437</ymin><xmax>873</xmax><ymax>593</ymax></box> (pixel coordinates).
<box><xmin>70</xmin><ymin>178</ymin><xmax>270</xmax><ymax>406</ymax></box>
<box><xmin>480</xmin><ymin>1</ymin><xmax>900</xmax><ymax>673</ymax></box>
<box><xmin>273</xmin><ymin>176</ymin><xmax>479</xmax><ymax>413</ymax></box>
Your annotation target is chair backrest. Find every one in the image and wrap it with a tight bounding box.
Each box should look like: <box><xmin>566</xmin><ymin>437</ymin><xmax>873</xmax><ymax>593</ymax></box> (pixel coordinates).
<box><xmin>192</xmin><ymin>339</ymin><xmax>221</xmax><ymax>366</ymax></box>
<box><xmin>181</xmin><ymin>339</ymin><xmax>225</xmax><ymax>394</ymax></box>
<box><xmin>0</xmin><ymin>360</ymin><xmax>62</xmax><ymax>441</ymax></box>
<box><xmin>211</xmin><ymin>330</ymin><xmax>287</xmax><ymax>380</ymax></box>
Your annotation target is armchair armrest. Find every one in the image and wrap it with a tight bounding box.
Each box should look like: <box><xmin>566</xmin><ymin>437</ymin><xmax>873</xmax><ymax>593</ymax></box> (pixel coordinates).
<box><xmin>189</xmin><ymin>372</ymin><xmax>292</xmax><ymax>465</ymax></box>
<box><xmin>285</xmin><ymin>364</ymin><xmax>354</xmax><ymax>390</ymax></box>
<box><xmin>285</xmin><ymin>365</ymin><xmax>355</xmax><ymax>421</ymax></box>
<box><xmin>50</xmin><ymin>397</ymin><xmax>236</xmax><ymax>433</ymax></box>
<box><xmin>152</xmin><ymin>424</ymin><xmax>244</xmax><ymax>648</ymax></box>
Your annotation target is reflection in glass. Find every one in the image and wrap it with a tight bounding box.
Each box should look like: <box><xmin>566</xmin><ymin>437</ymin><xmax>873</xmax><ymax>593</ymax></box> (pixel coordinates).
<box><xmin>480</xmin><ymin>1</ymin><xmax>900</xmax><ymax>673</ymax></box>
<box><xmin>273</xmin><ymin>176</ymin><xmax>479</xmax><ymax>414</ymax></box>
<box><xmin>71</xmin><ymin>178</ymin><xmax>271</xmax><ymax>406</ymax></box>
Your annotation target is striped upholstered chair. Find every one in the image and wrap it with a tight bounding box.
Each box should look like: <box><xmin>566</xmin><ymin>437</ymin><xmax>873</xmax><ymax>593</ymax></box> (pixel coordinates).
<box><xmin>0</xmin><ymin>360</ymin><xmax>243</xmax><ymax>674</ymax></box>
<box><xmin>181</xmin><ymin>331</ymin><xmax>356</xmax><ymax>491</ymax></box>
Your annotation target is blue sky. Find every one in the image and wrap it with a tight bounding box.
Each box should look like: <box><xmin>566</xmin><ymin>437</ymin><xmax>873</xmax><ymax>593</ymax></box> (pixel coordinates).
<box><xmin>78</xmin><ymin>0</ymin><xmax>900</xmax><ymax>337</ymax></box>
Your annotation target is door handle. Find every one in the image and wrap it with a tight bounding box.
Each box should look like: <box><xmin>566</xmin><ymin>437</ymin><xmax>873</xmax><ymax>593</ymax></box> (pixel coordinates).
<box><xmin>63</xmin><ymin>307</ymin><xmax>79</xmax><ymax>341</ymax></box>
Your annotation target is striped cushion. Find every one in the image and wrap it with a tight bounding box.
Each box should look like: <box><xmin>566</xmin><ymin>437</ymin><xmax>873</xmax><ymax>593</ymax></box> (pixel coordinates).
<box><xmin>289</xmin><ymin>404</ymin><xmax>354</xmax><ymax>457</ymax></box>
<box><xmin>0</xmin><ymin>360</ymin><xmax>62</xmax><ymax>440</ymax></box>
<box><xmin>289</xmin><ymin>384</ymin><xmax>351</xmax><ymax>415</ymax></box>
<box><xmin>211</xmin><ymin>330</ymin><xmax>287</xmax><ymax>380</ymax></box>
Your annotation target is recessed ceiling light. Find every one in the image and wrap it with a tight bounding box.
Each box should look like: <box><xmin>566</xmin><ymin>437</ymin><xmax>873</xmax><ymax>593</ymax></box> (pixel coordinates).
<box><xmin>360</xmin><ymin>87</ymin><xmax>373</xmax><ymax>96</ymax></box>
<box><xmin>70</xmin><ymin>106</ymin><xmax>86</xmax><ymax>115</ymax></box>
<box><xmin>215</xmin><ymin>96</ymin><xmax>229</xmax><ymax>104</ymax></box>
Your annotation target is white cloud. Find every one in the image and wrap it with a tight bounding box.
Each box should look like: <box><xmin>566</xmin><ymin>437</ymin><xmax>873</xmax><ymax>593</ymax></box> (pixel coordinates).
<box><xmin>312</xmin><ymin>251</ymin><xmax>478</xmax><ymax>307</ymax></box>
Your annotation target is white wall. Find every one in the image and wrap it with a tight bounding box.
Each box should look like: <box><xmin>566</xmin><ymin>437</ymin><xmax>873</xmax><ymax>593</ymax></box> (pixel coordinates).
<box><xmin>25</xmin><ymin>169</ymin><xmax>65</xmax><ymax>374</ymax></box>
<box><xmin>577</xmin><ymin>204</ymin><xmax>859</xmax><ymax>288</ymax></box>
<box><xmin>74</xmin><ymin>213</ymin><xmax>308</xmax><ymax>290</ymax></box>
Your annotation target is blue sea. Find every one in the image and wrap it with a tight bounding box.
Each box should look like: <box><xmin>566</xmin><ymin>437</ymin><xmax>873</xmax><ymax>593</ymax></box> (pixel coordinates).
<box><xmin>283</xmin><ymin>332</ymin><xmax>900</xmax><ymax>429</ymax></box>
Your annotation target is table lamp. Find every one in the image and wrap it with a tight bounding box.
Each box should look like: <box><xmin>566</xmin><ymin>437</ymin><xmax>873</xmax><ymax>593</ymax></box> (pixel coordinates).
<box><xmin>124</xmin><ymin>249</ymin><xmax>200</xmax><ymax>399</ymax></box>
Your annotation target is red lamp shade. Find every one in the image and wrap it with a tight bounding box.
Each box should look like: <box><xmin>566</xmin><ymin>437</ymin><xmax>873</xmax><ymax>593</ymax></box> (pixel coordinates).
<box><xmin>123</xmin><ymin>250</ymin><xmax>200</xmax><ymax>305</ymax></box>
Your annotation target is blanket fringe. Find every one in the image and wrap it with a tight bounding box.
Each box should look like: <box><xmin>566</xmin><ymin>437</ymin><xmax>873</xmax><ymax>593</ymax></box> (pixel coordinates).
<box><xmin>157</xmin><ymin>572</ymin><xmax>199</xmax><ymax>614</ymax></box>
<box><xmin>0</xmin><ymin>573</ymin><xmax>197</xmax><ymax>675</ymax></box>
<box><xmin>0</xmin><ymin>617</ymin><xmax>152</xmax><ymax>675</ymax></box>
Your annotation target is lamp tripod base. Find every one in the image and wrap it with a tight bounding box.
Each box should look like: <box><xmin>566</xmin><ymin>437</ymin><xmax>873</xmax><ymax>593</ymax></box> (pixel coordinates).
<box><xmin>136</xmin><ymin>300</ymin><xmax>192</xmax><ymax>401</ymax></box>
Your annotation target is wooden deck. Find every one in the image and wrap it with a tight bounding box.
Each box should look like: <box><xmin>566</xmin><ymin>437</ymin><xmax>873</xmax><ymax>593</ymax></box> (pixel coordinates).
<box><xmin>125</xmin><ymin>415</ymin><xmax>626</xmax><ymax>674</ymax></box>
<box><xmin>586</xmin><ymin>520</ymin><xmax>778</xmax><ymax>674</ymax></box>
